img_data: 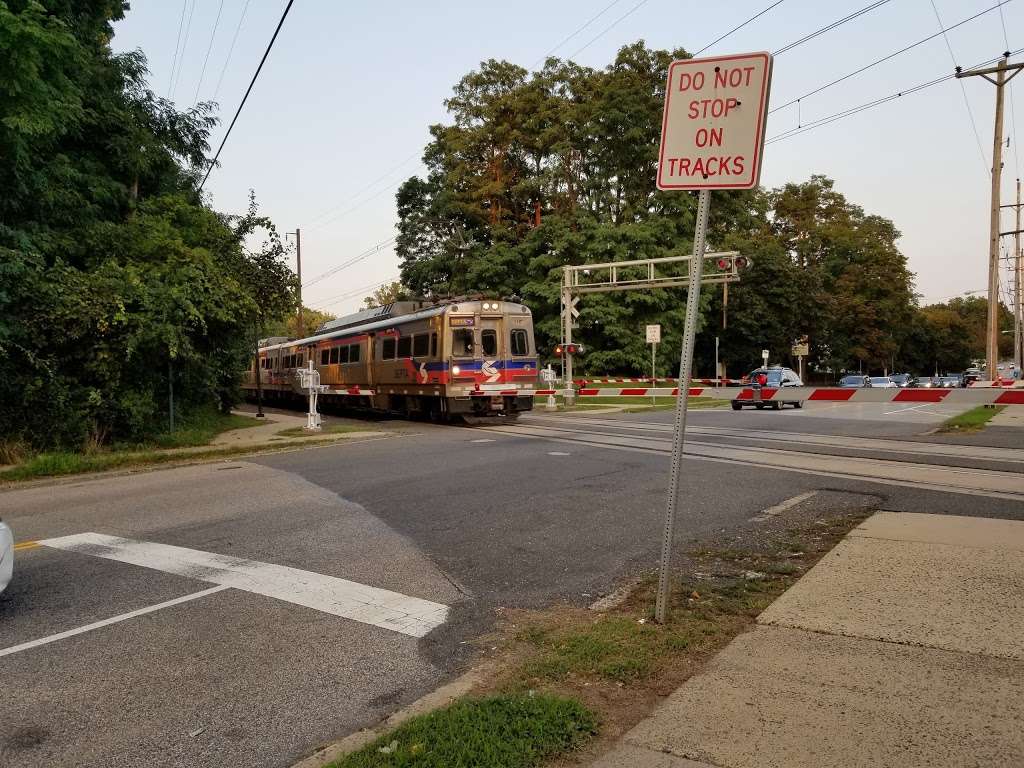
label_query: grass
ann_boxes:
[327,694,596,768]
[938,405,1005,433]
[275,423,367,438]
[116,408,262,450]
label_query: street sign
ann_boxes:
[646,324,661,344]
[762,349,770,364]
[791,343,809,357]
[657,52,773,190]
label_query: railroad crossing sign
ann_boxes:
[646,324,661,344]
[657,52,773,190]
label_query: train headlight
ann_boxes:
[452,365,461,375]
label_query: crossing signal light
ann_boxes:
[554,344,563,356]
[717,257,732,270]
[716,255,751,270]
[554,343,584,356]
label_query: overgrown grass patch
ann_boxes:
[275,423,367,438]
[327,694,596,768]
[938,405,1005,433]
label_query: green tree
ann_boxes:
[363,281,409,308]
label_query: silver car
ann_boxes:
[0,519,12,595]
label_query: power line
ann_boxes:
[930,0,989,176]
[773,0,893,57]
[192,0,226,108]
[167,1,188,96]
[307,151,420,227]
[212,0,252,103]
[569,0,651,60]
[199,0,296,192]
[533,0,623,67]
[312,275,401,311]
[998,0,1021,179]
[766,49,1024,145]
[302,237,397,289]
[170,0,197,100]
[693,0,786,57]
[770,2,1010,115]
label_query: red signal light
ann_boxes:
[554,345,563,356]
[717,257,732,270]
[734,256,749,269]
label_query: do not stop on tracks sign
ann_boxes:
[657,52,772,190]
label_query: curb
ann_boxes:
[290,663,494,768]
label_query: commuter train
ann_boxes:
[242,297,538,419]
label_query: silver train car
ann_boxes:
[243,298,539,419]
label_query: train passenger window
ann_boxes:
[511,329,529,356]
[481,329,498,356]
[430,333,438,357]
[413,334,429,357]
[349,344,361,363]
[382,338,396,360]
[321,350,329,365]
[452,329,474,357]
[397,336,412,358]
[338,345,350,364]
[327,347,336,364]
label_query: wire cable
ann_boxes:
[693,0,786,57]
[766,48,1024,145]
[568,0,651,59]
[770,2,1010,115]
[533,0,623,67]
[167,1,188,96]
[303,237,397,289]
[312,275,401,311]
[200,0,296,192]
[170,0,197,100]
[307,151,420,227]
[773,0,893,56]
[930,0,989,176]
[998,1,1021,179]
[212,0,252,103]
[192,0,226,108]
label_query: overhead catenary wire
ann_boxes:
[192,0,226,108]
[568,0,651,59]
[770,2,1012,115]
[170,0,197,100]
[311,275,401,311]
[773,0,893,56]
[167,1,188,96]
[212,0,252,103]
[302,237,397,289]
[199,0,296,192]
[766,48,1024,145]
[930,0,989,176]
[532,0,624,67]
[307,151,421,228]
[693,0,786,57]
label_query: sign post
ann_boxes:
[654,52,772,624]
[646,324,661,406]
[762,348,770,367]
[791,337,809,381]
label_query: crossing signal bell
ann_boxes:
[554,343,584,357]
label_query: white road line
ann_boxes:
[39,533,449,638]
[0,585,229,658]
[470,438,496,443]
[882,403,933,416]
[750,491,818,522]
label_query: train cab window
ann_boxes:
[481,329,498,356]
[511,328,529,356]
[349,344,361,363]
[338,345,350,364]
[397,336,412,358]
[413,334,429,357]
[430,333,438,358]
[452,329,474,357]
[382,337,396,360]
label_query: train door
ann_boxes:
[478,315,505,384]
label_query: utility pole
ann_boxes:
[287,228,303,337]
[957,54,1023,381]
[1003,180,1024,374]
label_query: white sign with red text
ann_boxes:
[657,52,772,190]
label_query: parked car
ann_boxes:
[941,375,961,388]
[919,376,944,388]
[869,376,898,388]
[890,373,917,388]
[735,366,804,410]
[0,519,12,596]
[839,375,870,388]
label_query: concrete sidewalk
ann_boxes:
[595,512,1024,768]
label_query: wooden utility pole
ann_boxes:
[1017,179,1022,375]
[957,55,1023,380]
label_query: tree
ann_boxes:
[363,281,409,308]
[0,3,294,447]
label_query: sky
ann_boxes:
[112,0,1024,318]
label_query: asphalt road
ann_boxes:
[1,401,1021,767]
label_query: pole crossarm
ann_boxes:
[564,251,742,295]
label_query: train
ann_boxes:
[242,297,539,420]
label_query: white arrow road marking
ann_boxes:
[38,533,449,638]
